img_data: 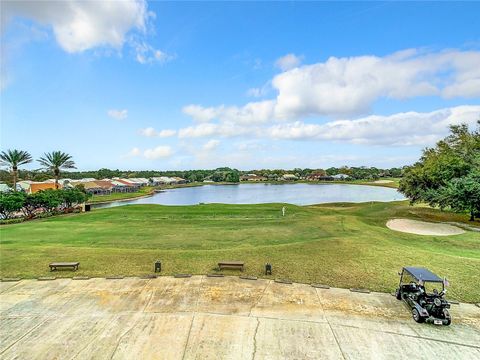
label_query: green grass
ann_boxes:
[1,201,479,302]
[88,186,155,203]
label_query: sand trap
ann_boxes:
[373,180,394,184]
[386,218,465,236]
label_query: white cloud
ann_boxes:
[182,105,218,123]
[178,123,254,138]
[275,53,302,71]
[182,100,276,125]
[202,139,220,151]
[176,105,480,146]
[2,0,150,53]
[246,82,270,98]
[143,145,173,159]
[127,147,141,157]
[272,49,480,118]
[265,105,480,145]
[183,49,480,123]
[139,127,176,138]
[132,40,174,64]
[108,109,128,120]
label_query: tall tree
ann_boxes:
[37,151,76,189]
[0,149,33,191]
[399,121,480,220]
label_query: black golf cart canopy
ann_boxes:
[403,267,443,283]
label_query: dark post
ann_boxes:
[265,263,272,275]
[154,260,161,273]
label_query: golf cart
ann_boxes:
[395,267,451,325]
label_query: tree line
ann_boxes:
[0,187,89,222]
[0,165,404,185]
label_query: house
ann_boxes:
[307,172,333,181]
[115,179,141,190]
[28,182,62,194]
[281,174,298,181]
[124,178,149,186]
[240,174,267,182]
[151,176,177,185]
[78,181,109,195]
[16,180,34,192]
[108,179,133,192]
[172,177,186,184]
[131,178,150,186]
[332,174,350,180]
[0,183,12,192]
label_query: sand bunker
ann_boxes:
[373,180,394,184]
[386,218,465,236]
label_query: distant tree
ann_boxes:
[61,188,89,209]
[0,149,33,191]
[0,192,25,219]
[225,171,240,183]
[37,151,76,189]
[21,193,43,219]
[399,122,480,220]
[212,172,224,182]
[35,189,63,213]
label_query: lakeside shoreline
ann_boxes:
[88,179,400,205]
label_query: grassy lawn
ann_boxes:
[1,201,479,302]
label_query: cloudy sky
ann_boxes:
[1,1,479,170]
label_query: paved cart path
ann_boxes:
[0,276,479,359]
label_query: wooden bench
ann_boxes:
[49,262,80,271]
[218,261,244,271]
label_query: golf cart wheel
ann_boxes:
[444,309,451,326]
[412,308,425,323]
[395,289,401,300]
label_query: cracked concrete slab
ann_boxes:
[0,276,478,359]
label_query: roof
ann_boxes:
[93,180,114,189]
[0,183,12,192]
[332,174,350,178]
[109,180,129,186]
[78,181,102,190]
[403,267,443,282]
[114,179,138,186]
[29,183,61,193]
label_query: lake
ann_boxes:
[92,183,406,208]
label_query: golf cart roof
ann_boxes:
[403,267,443,282]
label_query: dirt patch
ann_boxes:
[386,218,465,236]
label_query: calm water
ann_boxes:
[93,183,406,208]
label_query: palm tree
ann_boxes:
[0,149,33,191]
[38,151,76,189]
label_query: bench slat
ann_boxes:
[218,261,244,266]
[49,262,80,266]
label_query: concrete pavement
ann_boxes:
[0,276,479,359]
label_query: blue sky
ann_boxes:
[1,1,479,171]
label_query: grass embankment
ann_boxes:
[87,186,155,204]
[1,201,478,302]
